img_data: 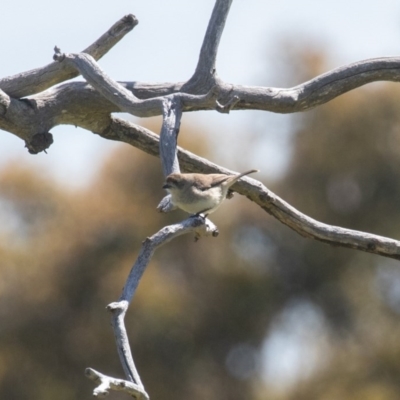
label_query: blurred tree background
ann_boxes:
[2,47,400,400]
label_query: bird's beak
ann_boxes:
[162,183,171,189]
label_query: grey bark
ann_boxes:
[2,0,400,397]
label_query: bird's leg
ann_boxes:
[192,212,208,220]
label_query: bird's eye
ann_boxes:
[167,179,178,187]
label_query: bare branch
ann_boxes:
[53,51,219,117]
[247,185,400,260]
[107,301,143,388]
[4,56,399,144]
[156,194,178,213]
[186,0,233,89]
[3,76,399,257]
[89,217,218,397]
[85,368,149,399]
[216,94,239,113]
[3,5,400,400]
[0,14,138,98]
[84,14,138,60]
[101,117,400,261]
[159,97,182,176]
[226,57,400,113]
[120,217,218,304]
[5,4,400,400]
[0,89,10,115]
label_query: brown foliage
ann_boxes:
[3,56,400,400]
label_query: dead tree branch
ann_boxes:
[99,116,400,261]
[98,218,218,398]
[85,368,149,399]
[159,97,182,176]
[2,1,400,396]
[3,56,400,152]
[184,0,233,91]
[0,14,138,98]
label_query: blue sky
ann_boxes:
[1,1,400,185]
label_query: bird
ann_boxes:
[162,169,259,216]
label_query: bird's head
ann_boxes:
[162,173,187,191]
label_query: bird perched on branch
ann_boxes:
[162,169,259,216]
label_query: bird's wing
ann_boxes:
[193,174,229,191]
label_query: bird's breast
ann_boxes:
[170,186,225,214]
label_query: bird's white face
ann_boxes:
[162,176,185,202]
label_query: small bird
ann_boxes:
[162,169,259,216]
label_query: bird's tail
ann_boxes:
[226,169,259,187]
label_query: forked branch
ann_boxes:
[86,368,149,399]
[2,1,400,397]
[89,79,219,397]
[96,218,218,398]
[101,116,400,261]
[185,0,233,90]
[53,49,218,118]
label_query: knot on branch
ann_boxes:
[258,191,274,203]
[107,300,129,314]
[25,132,54,154]
[216,94,240,114]
[85,368,149,400]
[191,215,219,240]
[0,90,10,115]
[121,14,139,29]
[226,189,234,199]
[53,46,65,62]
